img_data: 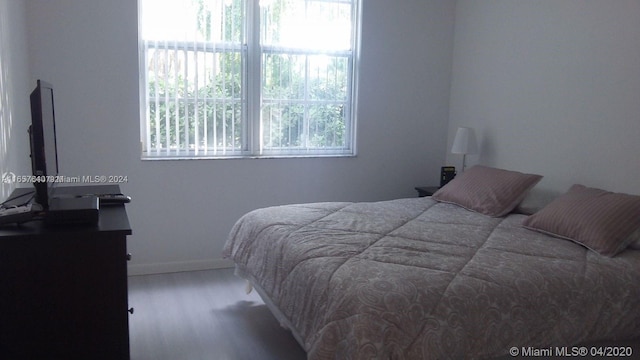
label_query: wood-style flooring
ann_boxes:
[128,268,306,360]
[127,268,639,360]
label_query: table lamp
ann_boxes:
[451,127,478,172]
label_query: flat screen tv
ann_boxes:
[29,79,59,209]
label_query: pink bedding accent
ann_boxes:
[523,184,640,256]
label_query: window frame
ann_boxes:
[138,0,361,160]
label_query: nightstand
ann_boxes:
[415,186,440,197]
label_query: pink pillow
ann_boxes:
[432,165,543,217]
[522,184,640,257]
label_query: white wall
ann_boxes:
[26,0,456,274]
[0,0,31,201]
[448,0,640,199]
[20,0,640,274]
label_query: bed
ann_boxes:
[222,166,640,359]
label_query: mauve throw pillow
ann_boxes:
[432,165,543,217]
[522,184,640,257]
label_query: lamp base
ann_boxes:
[461,154,467,173]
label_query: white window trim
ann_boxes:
[138,0,362,160]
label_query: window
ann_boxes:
[138,0,360,159]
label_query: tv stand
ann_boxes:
[0,185,132,359]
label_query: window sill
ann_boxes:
[141,153,357,161]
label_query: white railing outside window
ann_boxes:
[138,0,360,159]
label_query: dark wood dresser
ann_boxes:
[0,185,132,359]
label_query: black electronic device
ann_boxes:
[440,166,456,187]
[29,79,59,210]
[45,196,100,225]
[98,193,132,205]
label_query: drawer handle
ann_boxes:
[128,307,135,314]
[126,253,132,261]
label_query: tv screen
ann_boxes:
[29,79,59,209]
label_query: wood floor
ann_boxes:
[128,268,639,360]
[127,268,307,360]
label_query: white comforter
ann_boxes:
[223,198,640,359]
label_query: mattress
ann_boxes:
[223,197,640,359]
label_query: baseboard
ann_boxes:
[127,258,234,276]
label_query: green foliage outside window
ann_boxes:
[142,0,354,154]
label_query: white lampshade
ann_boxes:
[451,127,478,155]
[451,127,478,172]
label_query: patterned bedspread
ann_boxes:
[223,197,640,359]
